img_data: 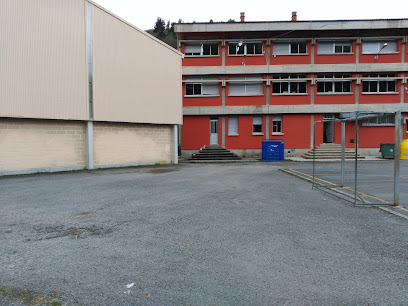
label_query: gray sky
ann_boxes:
[93,0,407,31]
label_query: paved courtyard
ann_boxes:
[1,162,407,305]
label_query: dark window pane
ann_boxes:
[335,45,342,53]
[325,82,333,92]
[237,45,244,54]
[228,44,236,55]
[299,43,307,53]
[369,81,377,92]
[203,44,210,55]
[253,124,262,133]
[362,81,369,92]
[299,82,307,93]
[290,82,298,93]
[281,82,288,93]
[388,81,396,92]
[379,81,387,92]
[343,81,351,92]
[194,84,201,95]
[210,44,218,55]
[186,84,193,95]
[335,81,342,92]
[255,43,263,54]
[317,82,324,92]
[290,43,298,54]
[343,45,351,53]
[272,83,280,93]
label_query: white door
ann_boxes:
[210,119,218,145]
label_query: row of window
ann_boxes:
[227,114,394,136]
[185,74,398,96]
[228,115,283,135]
[184,40,398,56]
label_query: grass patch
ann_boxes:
[0,286,63,305]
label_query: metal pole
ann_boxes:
[341,121,346,187]
[354,115,359,207]
[394,111,401,206]
[172,125,178,165]
[312,121,316,188]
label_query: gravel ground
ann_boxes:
[0,162,407,305]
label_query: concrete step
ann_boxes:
[189,146,241,161]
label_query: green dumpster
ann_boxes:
[380,143,395,159]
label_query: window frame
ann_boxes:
[272,115,283,135]
[228,115,239,136]
[228,75,264,97]
[362,114,395,126]
[228,41,264,56]
[272,75,307,95]
[272,41,308,55]
[252,115,263,135]
[361,40,398,54]
[184,77,220,97]
[361,74,397,94]
[316,74,352,94]
[184,42,219,57]
[317,40,353,54]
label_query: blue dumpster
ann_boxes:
[262,139,284,161]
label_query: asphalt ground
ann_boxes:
[283,159,408,217]
[1,162,407,305]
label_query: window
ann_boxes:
[317,41,352,54]
[362,40,397,54]
[362,114,395,126]
[362,74,396,93]
[253,116,263,134]
[228,116,238,135]
[273,41,307,55]
[228,42,263,55]
[272,75,307,94]
[317,74,351,93]
[272,115,283,134]
[185,77,219,96]
[228,75,263,96]
[184,42,219,56]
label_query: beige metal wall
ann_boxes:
[91,5,182,125]
[0,0,88,120]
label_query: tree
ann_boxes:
[153,17,166,37]
[227,19,235,23]
[209,19,214,23]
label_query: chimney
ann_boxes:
[291,11,297,21]
[240,12,245,22]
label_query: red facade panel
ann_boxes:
[182,116,210,149]
[269,114,311,148]
[225,115,266,149]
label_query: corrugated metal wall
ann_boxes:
[92,5,182,125]
[0,0,88,120]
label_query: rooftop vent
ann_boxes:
[240,12,245,22]
[292,11,297,21]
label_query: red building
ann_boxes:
[174,14,408,157]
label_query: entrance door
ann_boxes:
[323,114,334,143]
[210,118,219,145]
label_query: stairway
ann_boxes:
[189,145,241,161]
[301,143,365,159]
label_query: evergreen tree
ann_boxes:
[153,17,166,37]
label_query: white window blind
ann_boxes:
[253,116,263,125]
[272,42,289,55]
[228,116,238,135]
[317,41,333,54]
[184,44,202,54]
[228,76,263,96]
[202,83,219,95]
[362,40,397,54]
